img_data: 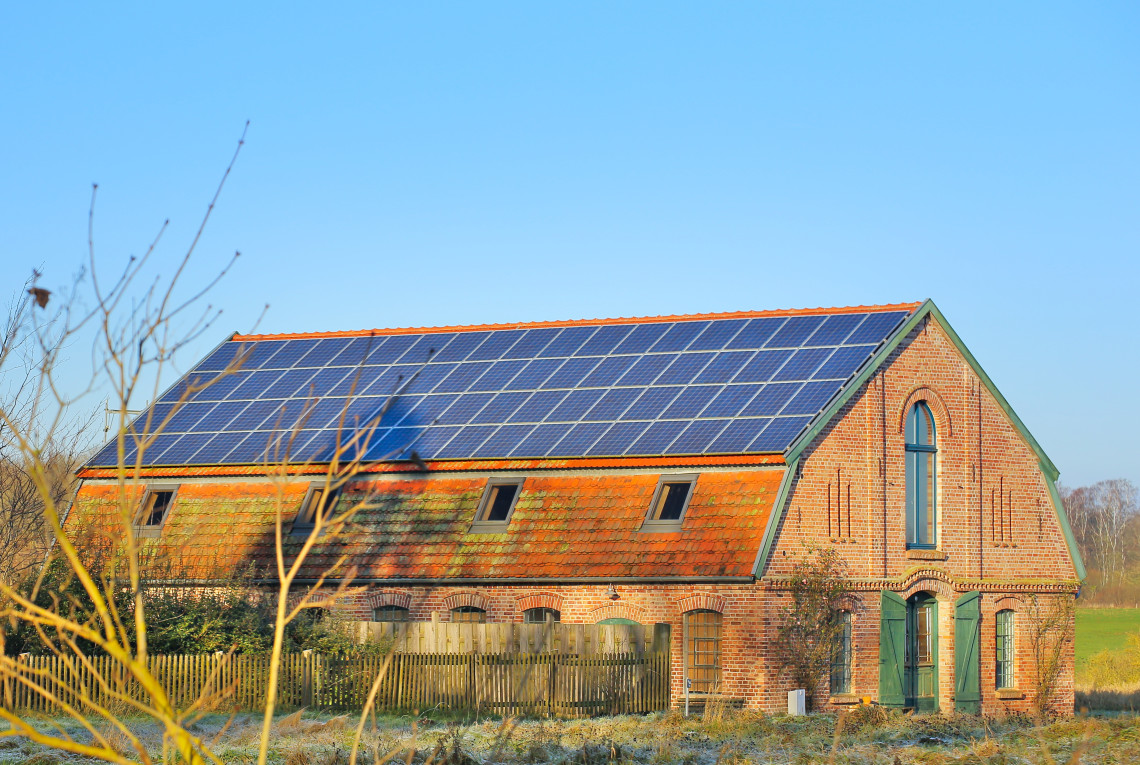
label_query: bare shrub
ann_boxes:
[1026,593,1076,717]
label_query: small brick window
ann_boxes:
[830,611,853,695]
[684,609,721,693]
[996,609,1015,689]
[373,605,410,622]
[523,607,561,624]
[451,606,486,623]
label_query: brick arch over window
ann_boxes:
[515,592,563,615]
[366,590,412,610]
[677,593,727,614]
[589,603,647,624]
[836,593,864,615]
[899,573,956,601]
[443,592,489,612]
[897,386,953,438]
[994,595,1024,613]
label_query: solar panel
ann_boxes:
[91,306,914,466]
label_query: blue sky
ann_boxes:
[1,3,1136,487]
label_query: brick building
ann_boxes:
[73,300,1083,714]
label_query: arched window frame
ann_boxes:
[905,401,938,549]
[995,609,1015,690]
[451,606,487,623]
[523,607,561,624]
[373,605,410,623]
[830,610,853,695]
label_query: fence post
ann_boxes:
[301,650,314,708]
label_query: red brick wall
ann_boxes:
[764,314,1078,714]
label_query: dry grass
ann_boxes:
[2,708,1140,764]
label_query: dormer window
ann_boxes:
[905,402,937,548]
[641,474,697,532]
[135,485,177,537]
[292,483,339,535]
[469,478,523,533]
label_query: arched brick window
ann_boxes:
[830,610,853,694]
[523,607,561,624]
[451,606,486,623]
[906,401,938,548]
[996,609,1015,690]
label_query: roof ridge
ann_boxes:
[232,301,923,342]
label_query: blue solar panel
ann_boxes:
[725,317,785,349]
[655,353,715,386]
[749,416,812,452]
[706,418,771,453]
[508,390,568,423]
[546,389,605,421]
[91,307,914,466]
[804,314,866,346]
[405,425,462,460]
[511,423,571,457]
[468,330,527,361]
[434,362,494,393]
[432,332,489,362]
[436,425,497,459]
[650,322,709,353]
[813,345,874,380]
[504,358,563,390]
[739,383,802,416]
[472,424,535,458]
[627,421,686,454]
[501,328,560,359]
[579,356,637,387]
[363,426,424,461]
[471,391,529,424]
[586,421,649,456]
[538,326,597,358]
[436,393,494,425]
[551,422,610,455]
[765,315,826,348]
[782,381,840,415]
[688,319,748,350]
[467,360,527,392]
[732,350,793,383]
[666,420,728,454]
[620,387,680,420]
[541,357,601,389]
[581,388,641,421]
[772,348,833,381]
[574,324,634,356]
[662,386,720,419]
[616,354,674,386]
[396,334,454,365]
[692,351,754,384]
[701,384,761,418]
[846,311,907,344]
[612,323,669,354]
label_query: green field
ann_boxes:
[1076,606,1140,671]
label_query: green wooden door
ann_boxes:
[907,594,938,712]
[954,591,982,714]
[879,591,906,707]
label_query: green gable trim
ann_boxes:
[750,457,799,577]
[1045,468,1086,581]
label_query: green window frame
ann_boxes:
[905,402,937,549]
[830,610,853,694]
[996,609,1015,689]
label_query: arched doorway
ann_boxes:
[906,593,938,711]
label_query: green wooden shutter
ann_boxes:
[954,591,982,714]
[879,591,906,707]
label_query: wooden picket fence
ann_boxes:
[3,623,671,717]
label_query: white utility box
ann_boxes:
[788,688,806,715]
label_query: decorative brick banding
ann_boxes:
[515,592,563,615]
[442,592,489,612]
[677,593,727,614]
[365,590,412,609]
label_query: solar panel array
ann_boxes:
[88,310,911,467]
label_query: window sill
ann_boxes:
[468,521,511,534]
[996,688,1024,700]
[829,694,860,705]
[640,520,684,533]
[906,549,948,561]
[134,527,162,539]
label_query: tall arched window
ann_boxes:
[905,401,937,548]
[830,610,853,695]
[996,610,1015,689]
